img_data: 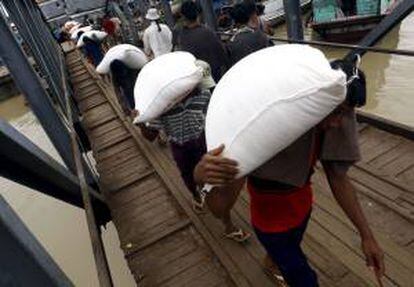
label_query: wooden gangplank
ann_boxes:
[152,126,414,287]
[65,49,273,287]
[65,49,414,286]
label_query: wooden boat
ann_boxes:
[262,0,312,27]
[216,0,312,30]
[309,0,400,42]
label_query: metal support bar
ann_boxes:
[0,119,110,225]
[0,13,96,184]
[283,0,304,40]
[160,0,175,28]
[346,0,414,60]
[217,31,414,57]
[199,0,217,31]
[0,195,73,287]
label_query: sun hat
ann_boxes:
[145,8,160,21]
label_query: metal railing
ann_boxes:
[0,0,99,182]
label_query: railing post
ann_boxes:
[0,196,73,287]
[283,0,304,40]
[0,15,76,175]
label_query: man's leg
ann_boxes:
[254,214,318,287]
[170,142,199,199]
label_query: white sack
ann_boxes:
[70,25,92,40]
[205,44,347,178]
[64,21,81,31]
[96,44,148,74]
[76,30,107,47]
[133,51,203,123]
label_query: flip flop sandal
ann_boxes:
[224,228,251,243]
[192,198,206,214]
[263,267,287,286]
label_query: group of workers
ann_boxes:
[72,0,385,286]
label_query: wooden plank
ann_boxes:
[348,167,403,201]
[306,220,395,287]
[82,104,118,130]
[117,112,253,287]
[94,133,132,154]
[111,180,166,212]
[69,68,88,78]
[130,239,226,286]
[380,151,414,179]
[311,206,414,287]
[336,273,375,287]
[105,175,163,208]
[77,93,108,111]
[359,130,401,163]
[124,219,191,257]
[163,261,233,287]
[91,126,131,152]
[94,138,136,162]
[396,165,414,187]
[71,72,92,84]
[113,193,177,224]
[315,189,414,269]
[117,212,184,246]
[100,163,154,193]
[88,119,124,139]
[97,150,141,174]
[77,79,98,90]
[74,87,102,103]
[75,84,101,99]
[302,236,349,280]
[355,162,414,194]
[368,141,413,170]
[313,172,414,252]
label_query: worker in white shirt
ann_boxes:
[143,8,173,58]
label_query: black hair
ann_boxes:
[256,3,265,16]
[155,20,162,32]
[110,60,129,86]
[330,58,366,107]
[230,0,257,25]
[180,1,201,22]
[110,59,139,109]
[77,30,85,39]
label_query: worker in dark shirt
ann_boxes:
[110,60,139,114]
[227,0,273,66]
[194,59,384,286]
[173,1,229,82]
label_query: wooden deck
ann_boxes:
[65,49,414,287]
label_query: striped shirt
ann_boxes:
[150,89,211,145]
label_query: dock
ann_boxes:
[65,48,414,286]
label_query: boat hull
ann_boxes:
[310,14,386,42]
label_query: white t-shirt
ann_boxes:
[143,22,173,58]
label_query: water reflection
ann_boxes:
[0,108,135,286]
[274,12,414,127]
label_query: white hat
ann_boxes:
[145,8,160,21]
[195,60,216,90]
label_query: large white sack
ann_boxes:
[205,44,347,178]
[64,21,81,31]
[76,30,107,47]
[70,25,92,40]
[133,51,203,123]
[96,44,148,74]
